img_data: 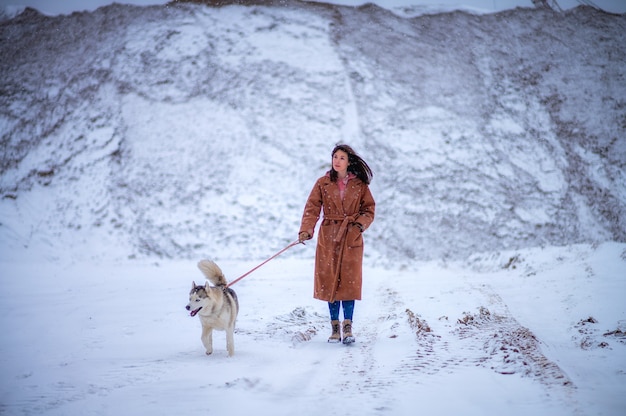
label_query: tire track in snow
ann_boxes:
[288,285,429,413]
[352,280,578,412]
[456,286,577,390]
[269,277,580,413]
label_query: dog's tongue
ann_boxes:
[190,308,201,317]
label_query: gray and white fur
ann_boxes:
[186,260,239,356]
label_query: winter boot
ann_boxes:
[342,319,355,344]
[328,320,341,343]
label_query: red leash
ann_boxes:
[225,240,304,288]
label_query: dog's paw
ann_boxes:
[205,351,213,356]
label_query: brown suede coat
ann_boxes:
[299,174,375,302]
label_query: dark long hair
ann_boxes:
[330,144,373,185]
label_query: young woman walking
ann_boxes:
[298,144,375,344]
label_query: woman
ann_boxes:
[298,144,375,344]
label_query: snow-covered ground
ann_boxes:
[1,243,625,415]
[1,1,625,415]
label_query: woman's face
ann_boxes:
[332,150,349,175]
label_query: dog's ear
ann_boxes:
[191,281,197,291]
[205,281,211,290]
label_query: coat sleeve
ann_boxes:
[299,178,323,236]
[356,184,375,231]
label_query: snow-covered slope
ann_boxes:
[1,2,625,263]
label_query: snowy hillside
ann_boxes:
[1,1,625,263]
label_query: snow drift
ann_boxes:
[0,1,625,263]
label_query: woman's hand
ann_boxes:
[299,231,312,242]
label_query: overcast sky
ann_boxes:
[1,0,625,15]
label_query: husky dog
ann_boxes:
[186,260,239,356]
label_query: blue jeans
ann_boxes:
[328,300,355,321]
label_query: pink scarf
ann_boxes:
[337,173,356,200]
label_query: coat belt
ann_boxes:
[323,213,358,242]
